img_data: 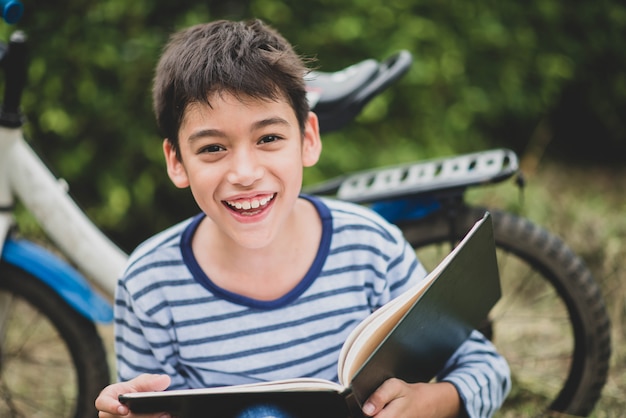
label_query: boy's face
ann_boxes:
[163,92,321,249]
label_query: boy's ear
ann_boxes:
[302,112,322,167]
[163,139,190,188]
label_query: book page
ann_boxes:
[120,378,346,400]
[337,273,433,384]
[338,215,487,385]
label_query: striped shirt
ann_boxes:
[115,196,510,418]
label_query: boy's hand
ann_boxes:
[95,373,171,418]
[362,378,461,418]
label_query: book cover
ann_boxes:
[120,212,500,418]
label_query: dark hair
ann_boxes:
[153,19,312,155]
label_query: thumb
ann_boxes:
[129,373,172,392]
[96,374,172,416]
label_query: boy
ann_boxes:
[96,19,510,418]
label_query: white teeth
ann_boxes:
[226,195,274,210]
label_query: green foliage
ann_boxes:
[3,0,626,250]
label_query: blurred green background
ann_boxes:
[2,0,625,252]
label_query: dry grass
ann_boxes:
[467,159,626,417]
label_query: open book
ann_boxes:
[119,212,501,418]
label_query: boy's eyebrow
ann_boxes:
[251,116,292,131]
[186,128,225,142]
[186,117,292,142]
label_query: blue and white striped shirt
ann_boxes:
[115,196,510,418]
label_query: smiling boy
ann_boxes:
[164,94,322,301]
[95,19,510,418]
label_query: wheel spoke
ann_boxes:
[0,263,110,418]
[0,291,78,417]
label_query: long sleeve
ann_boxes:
[437,330,511,418]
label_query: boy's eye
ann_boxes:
[199,144,225,154]
[259,135,281,144]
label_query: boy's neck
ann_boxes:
[191,197,322,301]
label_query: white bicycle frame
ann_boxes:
[0,125,127,303]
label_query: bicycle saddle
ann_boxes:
[306,50,413,133]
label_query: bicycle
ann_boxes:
[0,11,126,418]
[0,6,611,418]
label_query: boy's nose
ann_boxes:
[226,148,264,187]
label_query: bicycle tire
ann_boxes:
[397,207,611,417]
[0,262,110,418]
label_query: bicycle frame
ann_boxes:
[0,114,517,321]
[0,132,517,328]
[0,126,127,321]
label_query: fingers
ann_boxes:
[362,378,404,417]
[96,384,131,417]
[95,374,171,417]
[362,379,462,418]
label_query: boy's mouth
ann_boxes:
[223,193,276,215]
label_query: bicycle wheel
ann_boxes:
[398,207,611,417]
[0,262,111,418]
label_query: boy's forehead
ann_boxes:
[180,92,297,127]
[208,89,289,106]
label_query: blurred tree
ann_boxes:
[1,0,624,251]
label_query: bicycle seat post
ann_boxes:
[438,192,465,248]
[0,31,27,242]
[0,30,27,128]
